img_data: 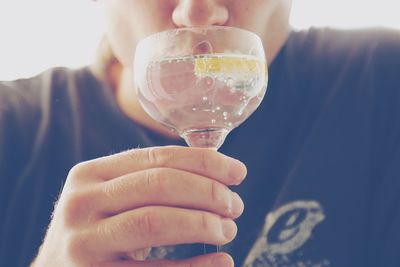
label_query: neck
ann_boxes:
[114,67,181,139]
[264,0,293,65]
[91,38,180,139]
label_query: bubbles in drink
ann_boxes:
[136,54,268,147]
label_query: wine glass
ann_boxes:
[134,26,268,150]
[134,26,268,252]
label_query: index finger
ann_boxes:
[78,146,247,185]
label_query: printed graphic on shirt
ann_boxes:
[243,200,329,267]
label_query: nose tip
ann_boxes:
[172,0,229,27]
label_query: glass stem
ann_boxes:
[203,244,223,254]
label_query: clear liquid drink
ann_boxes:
[136,54,268,148]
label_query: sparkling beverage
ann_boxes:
[136,54,268,148]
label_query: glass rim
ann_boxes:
[137,26,263,46]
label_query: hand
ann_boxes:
[31,146,246,267]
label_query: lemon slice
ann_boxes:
[194,55,266,77]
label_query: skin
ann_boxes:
[32,1,292,266]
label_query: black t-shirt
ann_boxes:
[1,28,400,267]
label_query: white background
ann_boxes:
[1,0,400,80]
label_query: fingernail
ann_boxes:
[229,159,247,185]
[221,219,237,240]
[211,254,234,267]
[231,192,244,217]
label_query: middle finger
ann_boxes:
[97,167,244,219]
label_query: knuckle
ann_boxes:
[136,209,161,238]
[199,212,214,234]
[209,181,220,203]
[101,179,119,201]
[199,149,222,174]
[146,146,168,165]
[209,181,230,214]
[146,147,158,165]
[145,168,169,194]
[68,161,93,181]
[147,146,177,166]
[95,219,120,245]
[65,232,88,264]
[199,149,211,172]
[62,190,93,227]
